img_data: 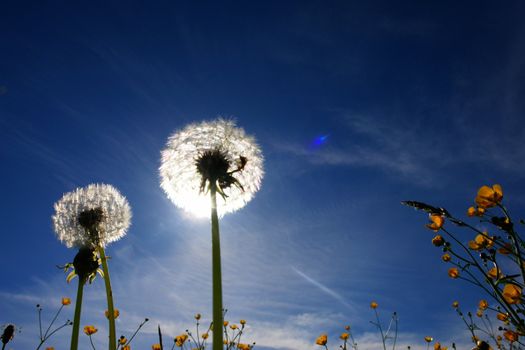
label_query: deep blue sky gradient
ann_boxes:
[1,1,525,349]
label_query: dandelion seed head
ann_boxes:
[52,184,132,248]
[160,118,264,218]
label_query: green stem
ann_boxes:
[70,277,86,350]
[98,247,117,350]
[210,183,223,350]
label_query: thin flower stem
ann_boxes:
[499,204,525,285]
[124,318,148,346]
[158,325,164,350]
[373,308,387,350]
[210,183,224,350]
[89,334,97,350]
[38,306,43,341]
[43,305,64,339]
[36,320,72,350]
[70,277,86,350]
[98,246,117,350]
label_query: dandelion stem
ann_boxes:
[210,182,224,350]
[98,247,117,350]
[70,277,86,350]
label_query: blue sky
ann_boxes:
[1,1,525,349]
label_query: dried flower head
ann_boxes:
[160,118,264,217]
[53,184,132,248]
[1,324,16,345]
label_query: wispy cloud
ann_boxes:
[292,267,352,309]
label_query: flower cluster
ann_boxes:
[404,184,525,348]
[161,312,255,350]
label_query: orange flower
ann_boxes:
[426,214,444,231]
[105,309,120,319]
[468,233,494,251]
[504,330,519,343]
[497,313,509,322]
[223,321,229,327]
[152,344,161,350]
[503,284,522,304]
[370,301,378,309]
[202,333,209,340]
[175,334,188,347]
[61,297,71,306]
[448,268,459,279]
[119,336,127,345]
[344,325,350,331]
[340,332,349,340]
[238,344,252,350]
[122,346,130,350]
[441,254,451,262]
[488,267,503,279]
[434,342,447,350]
[432,235,444,247]
[476,309,483,317]
[45,348,55,350]
[424,336,433,343]
[315,334,328,346]
[467,206,485,217]
[240,319,246,325]
[83,325,98,336]
[452,301,459,308]
[475,184,503,209]
[478,299,488,310]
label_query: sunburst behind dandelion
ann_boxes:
[160,118,264,218]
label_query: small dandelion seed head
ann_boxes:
[52,184,132,248]
[160,118,264,218]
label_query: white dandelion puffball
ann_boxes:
[53,184,132,248]
[160,118,264,218]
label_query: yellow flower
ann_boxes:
[467,206,485,217]
[476,309,483,317]
[340,332,349,340]
[195,313,201,320]
[432,235,444,247]
[424,336,433,343]
[202,333,209,339]
[83,325,98,336]
[46,347,55,350]
[370,301,378,309]
[223,321,229,327]
[478,299,488,310]
[122,346,130,350]
[497,313,509,322]
[426,214,444,231]
[105,309,120,319]
[175,334,188,347]
[240,319,246,325]
[119,336,127,345]
[441,254,451,262]
[452,301,459,308]
[434,342,446,350]
[503,284,522,304]
[504,330,519,343]
[152,344,161,350]
[448,268,459,279]
[315,334,328,346]
[488,267,503,279]
[237,343,251,350]
[61,297,71,306]
[468,233,494,251]
[475,184,503,209]
[230,324,238,330]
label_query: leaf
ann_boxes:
[66,270,77,283]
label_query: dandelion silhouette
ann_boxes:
[160,118,263,350]
[53,184,131,350]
